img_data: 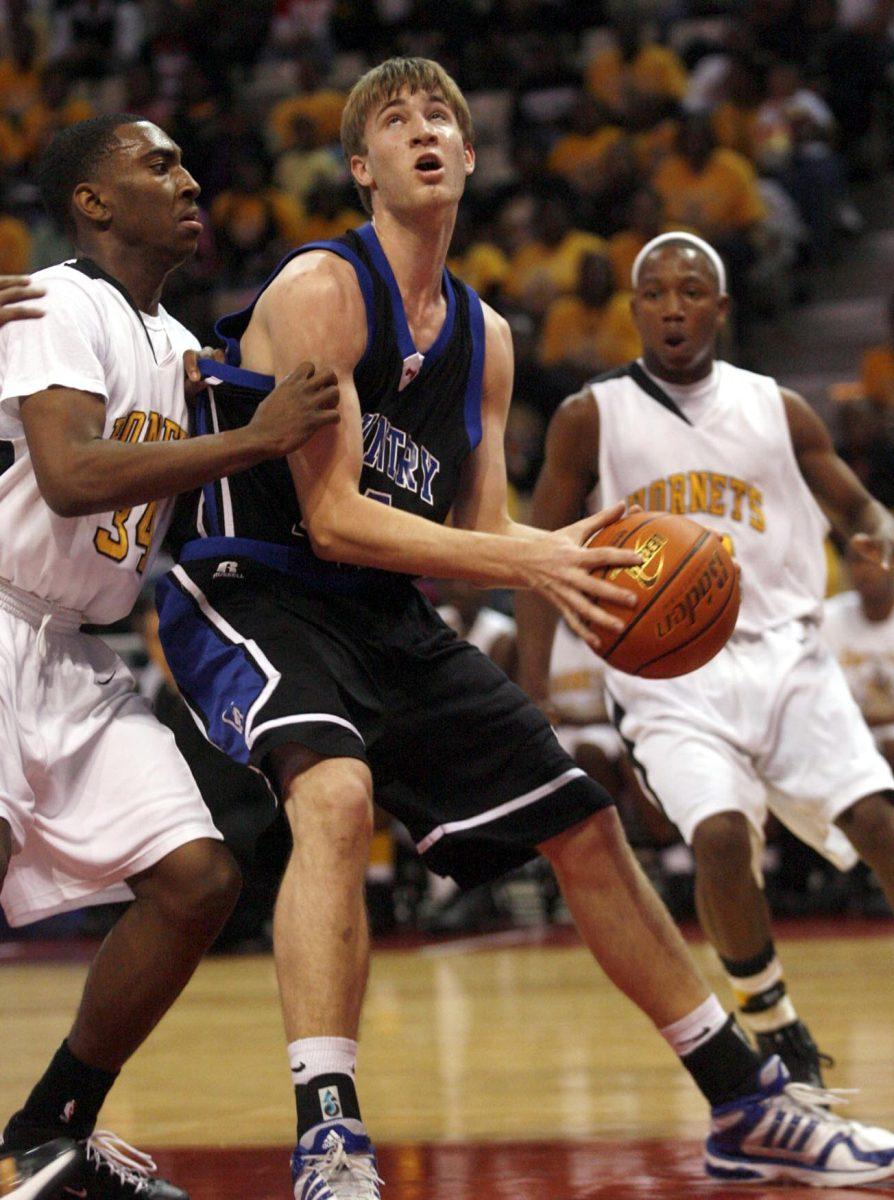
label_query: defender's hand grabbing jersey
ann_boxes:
[158,223,612,887]
[590,360,893,869]
[0,262,221,928]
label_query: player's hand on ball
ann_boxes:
[0,275,45,325]
[527,502,644,652]
[851,531,894,570]
[251,361,340,455]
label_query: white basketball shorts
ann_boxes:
[0,596,221,927]
[607,618,894,871]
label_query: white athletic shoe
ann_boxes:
[706,1056,894,1187]
[291,1121,382,1199]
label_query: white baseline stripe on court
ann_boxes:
[416,766,586,854]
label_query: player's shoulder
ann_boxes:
[717,358,780,395]
[586,361,642,401]
[30,261,106,308]
[266,246,362,308]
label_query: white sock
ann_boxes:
[659,993,728,1058]
[288,1037,357,1086]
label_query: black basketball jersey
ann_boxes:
[174,222,486,589]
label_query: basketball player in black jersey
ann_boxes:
[158,60,894,1195]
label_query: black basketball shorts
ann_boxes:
[156,556,614,888]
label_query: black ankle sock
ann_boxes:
[681,1015,764,1107]
[5,1040,118,1143]
[296,1073,361,1139]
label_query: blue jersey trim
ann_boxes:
[214,238,377,368]
[155,574,260,765]
[463,285,486,451]
[180,536,408,595]
[355,223,455,368]
[198,357,274,391]
[192,398,221,536]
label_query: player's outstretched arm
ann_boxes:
[782,386,894,566]
[259,256,640,630]
[19,363,339,517]
[515,390,605,694]
[0,275,45,325]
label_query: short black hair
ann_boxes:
[37,113,146,241]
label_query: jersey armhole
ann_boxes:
[463,285,485,451]
[215,242,377,370]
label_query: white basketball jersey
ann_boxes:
[0,263,198,624]
[590,360,829,636]
[822,590,894,722]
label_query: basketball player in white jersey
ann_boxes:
[517,230,894,1090]
[0,114,340,1200]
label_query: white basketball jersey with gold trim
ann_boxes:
[0,264,198,624]
[590,360,828,636]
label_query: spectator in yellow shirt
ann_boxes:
[586,16,688,124]
[210,154,306,284]
[274,113,343,207]
[0,24,41,124]
[546,94,625,195]
[298,176,363,244]
[608,186,667,292]
[538,249,641,380]
[861,293,894,410]
[503,191,606,314]
[19,61,93,166]
[447,208,509,304]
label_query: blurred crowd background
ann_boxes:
[2,0,894,948]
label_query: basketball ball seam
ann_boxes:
[601,529,711,659]
[632,565,739,675]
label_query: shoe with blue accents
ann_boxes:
[291,1121,382,1199]
[706,1056,894,1187]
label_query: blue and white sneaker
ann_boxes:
[291,1121,382,1199]
[706,1055,894,1187]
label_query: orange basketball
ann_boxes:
[585,512,740,678]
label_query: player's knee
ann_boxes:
[692,811,752,873]
[285,761,374,857]
[541,807,630,882]
[836,791,894,850]
[133,839,242,931]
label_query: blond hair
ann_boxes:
[341,57,474,215]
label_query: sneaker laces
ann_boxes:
[85,1131,157,1194]
[781,1081,860,1128]
[303,1130,382,1198]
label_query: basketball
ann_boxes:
[585,512,740,678]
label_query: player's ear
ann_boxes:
[350,153,373,190]
[464,142,475,177]
[72,181,111,231]
[716,292,731,325]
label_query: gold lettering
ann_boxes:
[688,471,707,513]
[668,473,686,514]
[627,487,646,510]
[708,472,727,516]
[748,486,765,532]
[648,480,666,510]
[729,477,747,523]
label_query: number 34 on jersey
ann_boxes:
[93,408,187,573]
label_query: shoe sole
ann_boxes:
[0,1146,82,1200]
[706,1152,894,1187]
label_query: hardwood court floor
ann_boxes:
[2,919,893,1198]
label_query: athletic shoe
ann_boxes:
[706,1056,894,1186]
[756,1019,833,1087]
[0,1139,83,1199]
[291,1121,382,1199]
[68,1131,188,1199]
